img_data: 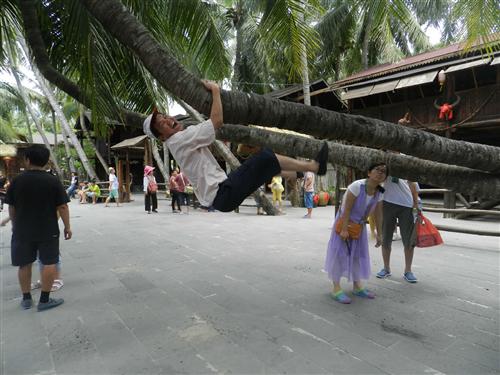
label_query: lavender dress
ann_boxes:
[324,180,381,283]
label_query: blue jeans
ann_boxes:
[66,184,77,198]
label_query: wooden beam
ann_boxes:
[434,224,500,237]
[423,207,500,217]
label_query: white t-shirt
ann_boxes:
[109,173,119,190]
[165,120,227,206]
[383,177,414,208]
[304,172,315,192]
[342,179,384,210]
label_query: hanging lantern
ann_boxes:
[438,70,446,91]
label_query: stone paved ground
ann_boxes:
[1,196,499,375]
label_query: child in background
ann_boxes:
[269,175,284,214]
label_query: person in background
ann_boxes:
[376,176,420,283]
[85,180,101,204]
[77,181,89,203]
[105,167,120,207]
[0,173,10,211]
[303,171,315,218]
[143,166,158,214]
[169,170,182,213]
[269,175,285,214]
[66,172,79,199]
[176,169,191,214]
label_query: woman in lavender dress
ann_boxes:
[325,163,387,304]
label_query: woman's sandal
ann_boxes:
[51,279,64,292]
[331,290,352,304]
[353,288,375,299]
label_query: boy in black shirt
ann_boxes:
[5,145,71,311]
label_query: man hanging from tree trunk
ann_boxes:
[143,81,329,212]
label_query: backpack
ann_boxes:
[147,177,158,193]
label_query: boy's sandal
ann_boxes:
[31,280,42,290]
[353,288,375,299]
[51,279,64,292]
[331,290,352,304]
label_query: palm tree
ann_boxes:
[72,1,500,171]
[18,37,97,179]
[10,0,500,198]
[0,82,30,142]
[78,108,109,173]
[5,42,63,176]
[226,0,322,94]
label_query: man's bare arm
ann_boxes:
[202,80,223,129]
[409,182,419,209]
[57,204,72,240]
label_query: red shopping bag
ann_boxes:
[415,213,443,248]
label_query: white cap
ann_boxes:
[143,113,155,139]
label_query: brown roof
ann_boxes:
[335,35,500,87]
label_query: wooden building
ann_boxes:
[328,37,500,146]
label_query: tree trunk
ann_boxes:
[60,124,76,174]
[51,110,58,149]
[76,0,500,174]
[163,142,170,180]
[151,139,169,183]
[8,59,62,177]
[180,101,277,215]
[300,1,311,106]
[232,2,244,91]
[361,13,373,70]
[23,110,33,143]
[79,109,109,173]
[217,124,500,200]
[19,37,97,180]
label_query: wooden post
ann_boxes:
[117,158,124,202]
[124,151,131,202]
[442,77,456,217]
[443,190,456,218]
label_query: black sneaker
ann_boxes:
[315,142,329,176]
[37,298,64,312]
[21,299,33,310]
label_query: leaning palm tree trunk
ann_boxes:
[151,139,169,183]
[59,124,76,174]
[79,108,109,173]
[217,124,500,200]
[8,60,62,176]
[19,38,97,180]
[180,100,277,215]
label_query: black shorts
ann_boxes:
[212,148,281,212]
[382,201,415,249]
[11,236,60,267]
